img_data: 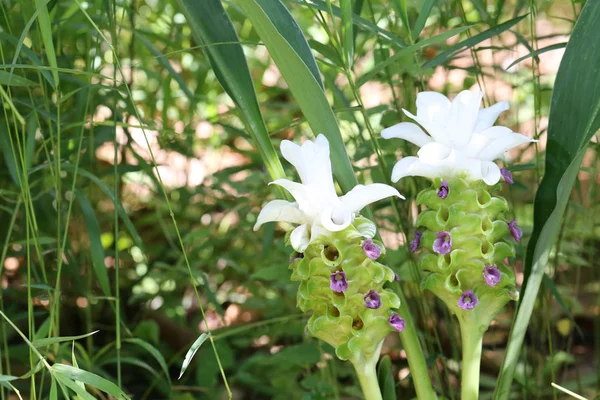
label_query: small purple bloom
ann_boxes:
[437,179,449,199]
[363,290,382,309]
[388,314,406,332]
[362,238,382,260]
[483,265,502,287]
[500,168,514,184]
[393,273,400,282]
[508,219,522,242]
[330,271,348,292]
[409,231,423,253]
[458,290,478,310]
[433,231,452,255]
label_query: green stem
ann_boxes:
[352,359,382,400]
[460,321,484,400]
[394,289,438,399]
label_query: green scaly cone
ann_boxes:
[287,216,401,366]
[415,177,519,330]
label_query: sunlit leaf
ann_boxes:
[178,333,211,380]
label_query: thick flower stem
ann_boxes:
[353,361,383,400]
[460,321,484,400]
[395,290,438,399]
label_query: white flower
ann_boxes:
[381,90,536,185]
[254,134,403,252]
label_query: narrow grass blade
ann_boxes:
[377,355,396,400]
[233,0,358,192]
[340,0,354,68]
[52,373,96,400]
[77,192,111,297]
[412,0,437,39]
[52,364,131,400]
[505,42,567,70]
[32,330,99,348]
[0,71,38,87]
[178,333,211,379]
[34,0,59,86]
[494,2,600,398]
[423,14,528,69]
[550,383,588,400]
[175,0,287,186]
[124,338,171,385]
[357,25,470,87]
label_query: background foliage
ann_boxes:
[0,0,597,399]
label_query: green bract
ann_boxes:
[287,216,400,364]
[416,177,519,330]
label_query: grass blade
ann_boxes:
[423,14,528,69]
[32,330,99,348]
[175,0,287,186]
[412,0,437,39]
[233,0,358,192]
[340,0,354,68]
[0,71,38,87]
[178,333,211,379]
[34,0,59,86]
[494,2,600,398]
[52,364,131,400]
[505,42,567,70]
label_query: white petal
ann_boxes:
[280,136,336,195]
[481,161,501,185]
[253,200,306,231]
[381,122,433,147]
[477,130,536,161]
[320,206,352,232]
[446,90,483,147]
[416,92,451,124]
[474,101,509,133]
[416,142,452,165]
[340,184,404,214]
[390,156,443,182]
[464,133,492,158]
[270,179,311,205]
[290,224,310,252]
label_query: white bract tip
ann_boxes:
[382,90,537,185]
[255,134,403,252]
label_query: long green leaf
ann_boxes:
[34,0,59,85]
[53,373,95,400]
[423,14,528,69]
[77,192,111,298]
[505,42,567,70]
[178,333,211,379]
[0,70,38,87]
[377,355,396,400]
[412,0,437,39]
[340,0,354,68]
[32,330,99,348]
[233,0,358,192]
[494,2,600,398]
[52,364,131,400]
[175,0,286,187]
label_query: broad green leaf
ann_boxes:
[505,42,567,70]
[175,0,287,189]
[253,0,323,88]
[356,25,470,87]
[124,338,171,386]
[0,70,38,87]
[52,364,130,400]
[377,355,396,400]
[340,0,354,68]
[423,14,527,69]
[494,2,600,398]
[233,0,358,192]
[53,372,96,400]
[32,330,99,348]
[77,191,111,298]
[178,333,211,379]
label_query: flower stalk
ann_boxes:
[459,320,484,400]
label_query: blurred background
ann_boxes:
[0,0,597,399]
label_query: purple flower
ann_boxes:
[330,271,348,292]
[393,273,400,282]
[409,231,423,253]
[363,290,382,309]
[362,238,382,260]
[508,219,522,242]
[433,231,452,255]
[388,314,406,332]
[483,265,502,287]
[437,179,449,199]
[458,290,478,310]
[500,168,514,184]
